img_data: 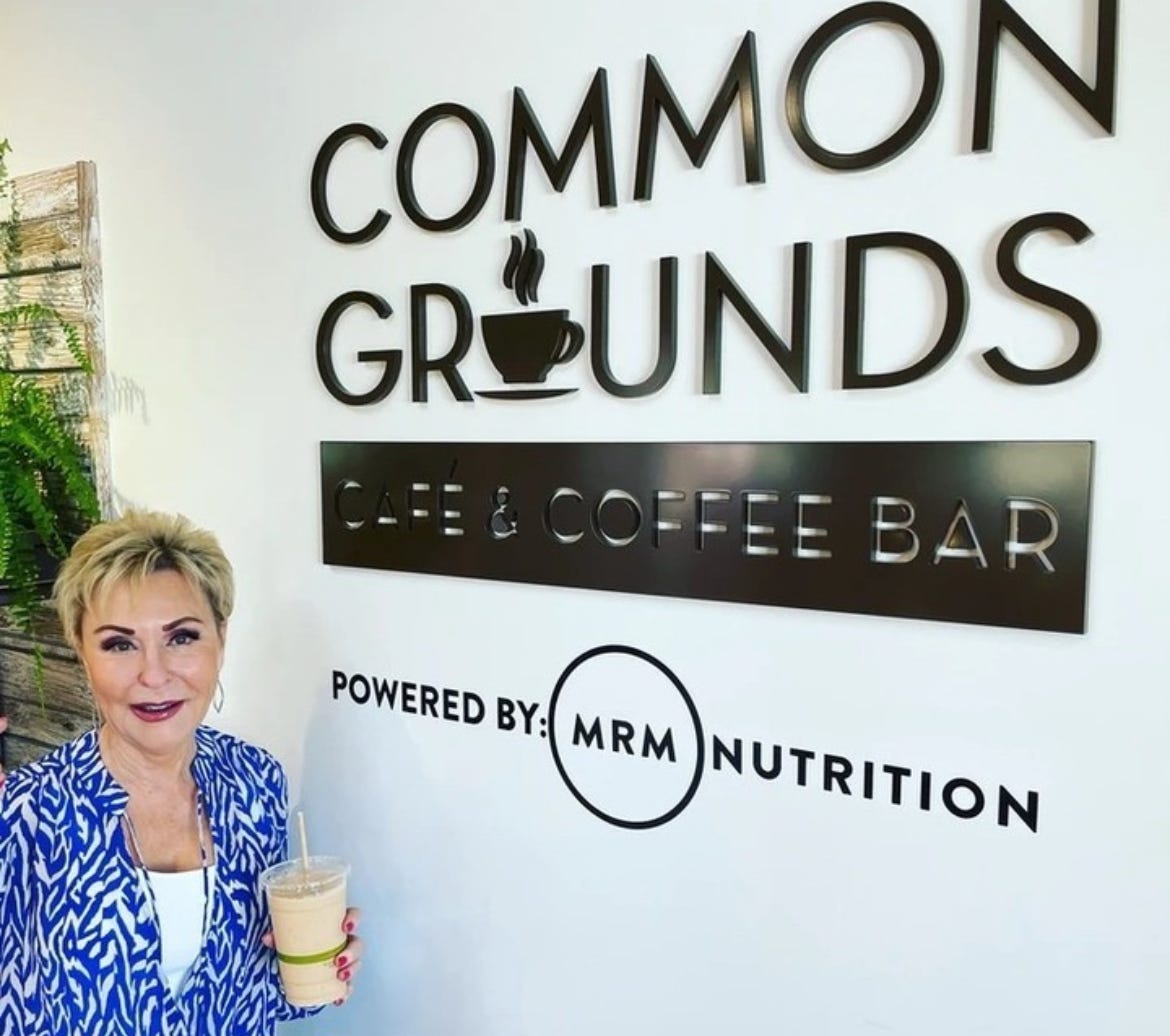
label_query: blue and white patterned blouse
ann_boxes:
[0,726,318,1035]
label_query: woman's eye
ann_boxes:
[169,628,201,647]
[100,638,133,653]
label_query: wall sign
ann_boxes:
[321,439,1093,632]
[309,4,1118,405]
[328,643,1041,833]
[314,6,1110,632]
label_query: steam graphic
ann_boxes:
[477,226,584,399]
[503,228,545,306]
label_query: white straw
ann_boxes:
[296,810,310,872]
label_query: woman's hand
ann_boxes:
[262,906,363,1006]
[332,908,363,1005]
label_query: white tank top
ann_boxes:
[147,865,217,996]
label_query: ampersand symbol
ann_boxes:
[487,486,519,539]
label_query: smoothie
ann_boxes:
[260,856,349,1007]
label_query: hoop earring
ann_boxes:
[214,678,225,714]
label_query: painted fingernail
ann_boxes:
[344,921,355,933]
[340,969,352,982]
[333,999,344,1007]
[337,955,348,968]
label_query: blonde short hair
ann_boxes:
[53,510,235,651]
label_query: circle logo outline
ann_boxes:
[548,644,704,829]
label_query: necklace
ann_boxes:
[121,786,209,869]
[122,787,214,964]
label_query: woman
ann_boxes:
[0,511,362,1035]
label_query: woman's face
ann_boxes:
[79,568,225,764]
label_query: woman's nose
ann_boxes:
[137,644,170,687]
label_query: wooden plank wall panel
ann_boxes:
[1,163,110,503]
[8,213,81,271]
[1,322,81,371]
[2,269,86,324]
[32,370,91,416]
[0,609,90,770]
[0,161,110,772]
[11,166,82,221]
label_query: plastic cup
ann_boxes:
[260,856,350,1007]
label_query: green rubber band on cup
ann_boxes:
[276,940,347,965]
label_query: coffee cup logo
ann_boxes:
[476,229,584,400]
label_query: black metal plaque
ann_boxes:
[320,441,1093,633]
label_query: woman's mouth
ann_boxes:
[130,701,184,723]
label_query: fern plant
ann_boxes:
[0,138,100,689]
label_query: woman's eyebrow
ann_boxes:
[91,616,204,635]
[162,616,203,631]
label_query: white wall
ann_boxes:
[3,1,1167,1033]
